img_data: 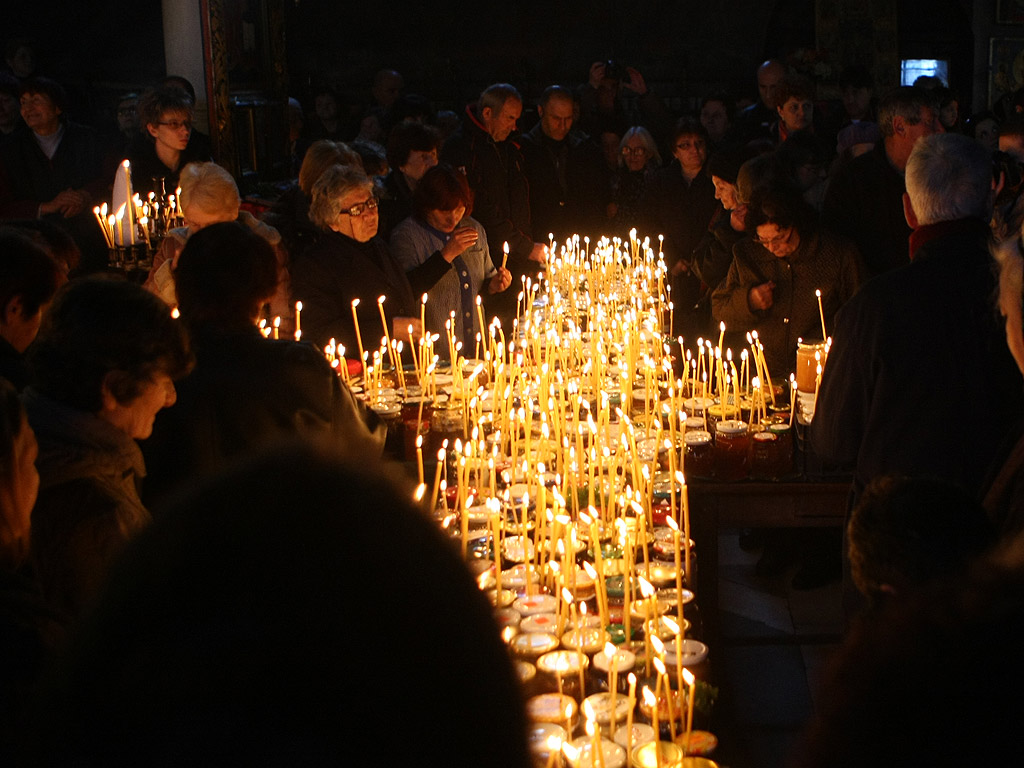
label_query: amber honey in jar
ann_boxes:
[713,420,749,481]
[684,430,714,479]
[748,429,779,480]
[766,422,794,477]
[796,341,827,393]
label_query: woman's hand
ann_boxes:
[748,281,775,311]
[440,227,479,262]
[393,317,423,343]
[488,267,512,294]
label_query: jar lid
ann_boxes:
[513,593,558,615]
[767,423,791,435]
[676,730,718,756]
[511,631,559,658]
[612,722,655,750]
[520,613,560,634]
[493,607,522,630]
[584,693,634,725]
[567,736,627,768]
[683,397,715,411]
[537,649,590,676]
[561,627,610,654]
[631,740,684,768]
[714,419,748,434]
[663,638,709,668]
[752,431,777,443]
[684,417,705,430]
[527,721,566,757]
[515,660,537,684]
[684,430,712,446]
[527,692,578,724]
[592,646,637,674]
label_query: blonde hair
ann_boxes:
[177,162,240,220]
[299,140,362,197]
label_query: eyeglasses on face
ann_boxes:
[158,120,192,131]
[339,197,378,217]
[754,228,793,248]
[622,146,648,156]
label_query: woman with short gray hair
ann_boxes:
[291,164,420,356]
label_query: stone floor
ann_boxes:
[706,531,844,768]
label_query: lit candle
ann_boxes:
[682,668,696,756]
[642,686,661,767]
[816,288,827,341]
[350,299,365,377]
[295,301,302,341]
[626,672,637,758]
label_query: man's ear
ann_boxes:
[892,114,905,137]
[903,191,919,229]
[480,106,493,124]
[536,104,545,119]
[2,296,25,327]
[146,122,159,139]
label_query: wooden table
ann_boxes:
[686,479,851,646]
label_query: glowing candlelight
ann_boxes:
[350,299,365,377]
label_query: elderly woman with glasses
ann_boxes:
[711,182,862,375]
[607,125,661,230]
[291,164,421,357]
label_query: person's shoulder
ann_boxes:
[388,215,421,242]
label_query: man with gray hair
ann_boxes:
[443,83,546,329]
[814,132,1023,513]
[823,86,944,277]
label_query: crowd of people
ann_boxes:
[6,44,1024,763]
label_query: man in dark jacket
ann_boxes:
[519,85,608,245]
[0,78,107,272]
[813,132,1023,505]
[822,86,944,278]
[442,83,546,329]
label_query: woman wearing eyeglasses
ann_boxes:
[291,164,421,357]
[607,125,661,230]
[711,182,862,375]
[125,86,211,197]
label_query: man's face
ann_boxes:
[540,97,574,142]
[700,100,729,142]
[117,98,139,136]
[373,73,403,109]
[483,99,521,142]
[757,63,784,110]
[842,86,871,120]
[20,91,61,135]
[315,94,338,122]
[899,106,944,147]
